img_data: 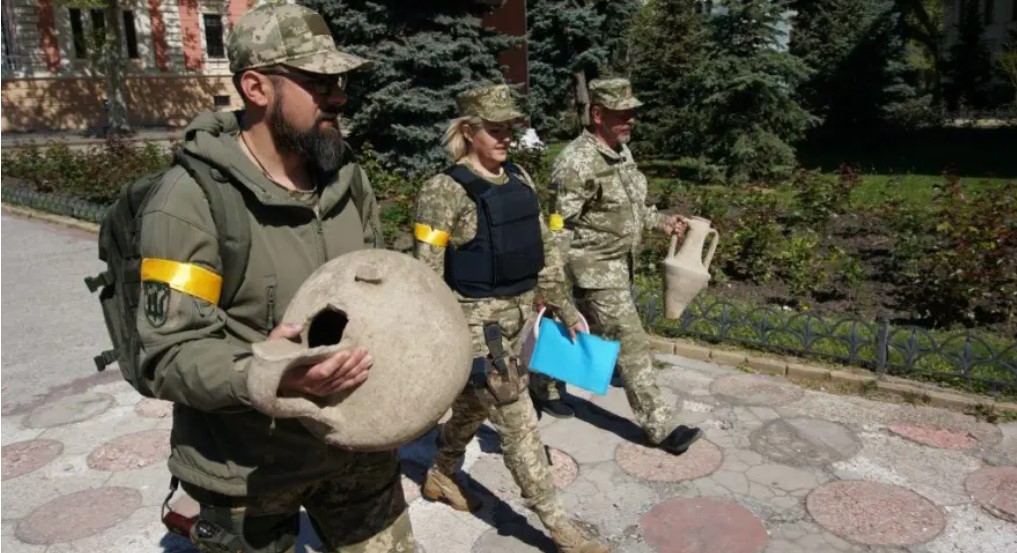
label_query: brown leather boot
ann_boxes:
[548,519,610,553]
[421,468,482,512]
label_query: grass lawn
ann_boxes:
[852,174,1012,207]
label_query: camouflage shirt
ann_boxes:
[551,130,663,289]
[414,164,581,328]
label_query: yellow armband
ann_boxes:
[548,214,565,232]
[414,223,450,247]
[141,258,222,305]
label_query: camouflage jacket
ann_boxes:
[413,163,582,330]
[551,130,664,289]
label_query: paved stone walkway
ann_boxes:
[3,213,1017,553]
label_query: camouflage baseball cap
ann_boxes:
[589,78,643,110]
[228,4,370,75]
[456,84,524,123]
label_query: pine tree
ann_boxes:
[944,0,993,110]
[592,0,641,72]
[302,1,515,177]
[790,0,931,135]
[706,0,816,183]
[526,0,640,138]
[526,0,605,136]
[627,0,714,160]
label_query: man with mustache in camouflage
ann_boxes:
[532,78,704,456]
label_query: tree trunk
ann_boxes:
[103,0,130,133]
[575,69,589,126]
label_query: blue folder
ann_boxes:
[528,318,620,396]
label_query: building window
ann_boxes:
[90,9,106,48]
[69,8,87,58]
[2,0,19,72]
[203,14,225,59]
[213,94,231,106]
[122,10,139,59]
[984,0,994,24]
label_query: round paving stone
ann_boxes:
[751,417,860,466]
[807,480,945,546]
[2,439,63,480]
[87,429,171,471]
[549,447,579,490]
[887,424,978,450]
[25,392,114,428]
[16,487,142,544]
[641,497,767,553]
[710,375,803,407]
[134,398,173,419]
[966,466,1017,523]
[616,439,722,482]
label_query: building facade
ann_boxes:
[1,0,254,132]
[0,0,527,133]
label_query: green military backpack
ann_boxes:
[86,150,373,398]
[85,151,251,397]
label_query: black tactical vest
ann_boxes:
[443,163,545,298]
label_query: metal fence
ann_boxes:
[2,186,108,224]
[5,185,1016,394]
[635,288,1017,395]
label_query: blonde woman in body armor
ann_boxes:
[412,84,609,553]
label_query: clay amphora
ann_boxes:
[661,216,719,319]
[247,249,473,451]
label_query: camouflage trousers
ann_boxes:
[432,298,569,529]
[183,450,414,553]
[532,287,677,443]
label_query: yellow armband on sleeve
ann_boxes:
[414,223,450,247]
[141,258,223,305]
[548,214,565,232]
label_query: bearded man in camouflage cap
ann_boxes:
[412,84,609,553]
[532,78,704,455]
[135,4,415,552]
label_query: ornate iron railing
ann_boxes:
[2,186,108,224]
[5,185,1015,394]
[635,287,1017,395]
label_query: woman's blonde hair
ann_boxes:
[442,115,484,161]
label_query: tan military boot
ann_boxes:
[548,519,610,553]
[422,469,482,512]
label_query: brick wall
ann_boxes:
[1,75,242,131]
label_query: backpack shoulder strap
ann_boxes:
[348,163,367,214]
[345,163,383,249]
[173,151,251,308]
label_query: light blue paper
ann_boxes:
[528,318,620,396]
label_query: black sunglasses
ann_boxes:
[257,67,348,97]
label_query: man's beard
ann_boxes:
[614,126,632,145]
[269,94,345,174]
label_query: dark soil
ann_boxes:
[703,211,1015,337]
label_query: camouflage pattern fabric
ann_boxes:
[574,287,676,443]
[186,450,414,553]
[544,128,682,444]
[413,163,573,530]
[414,166,580,327]
[550,129,663,289]
[456,84,524,122]
[588,78,643,110]
[529,372,564,402]
[228,4,370,75]
[431,300,569,529]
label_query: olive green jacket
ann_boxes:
[137,111,381,496]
